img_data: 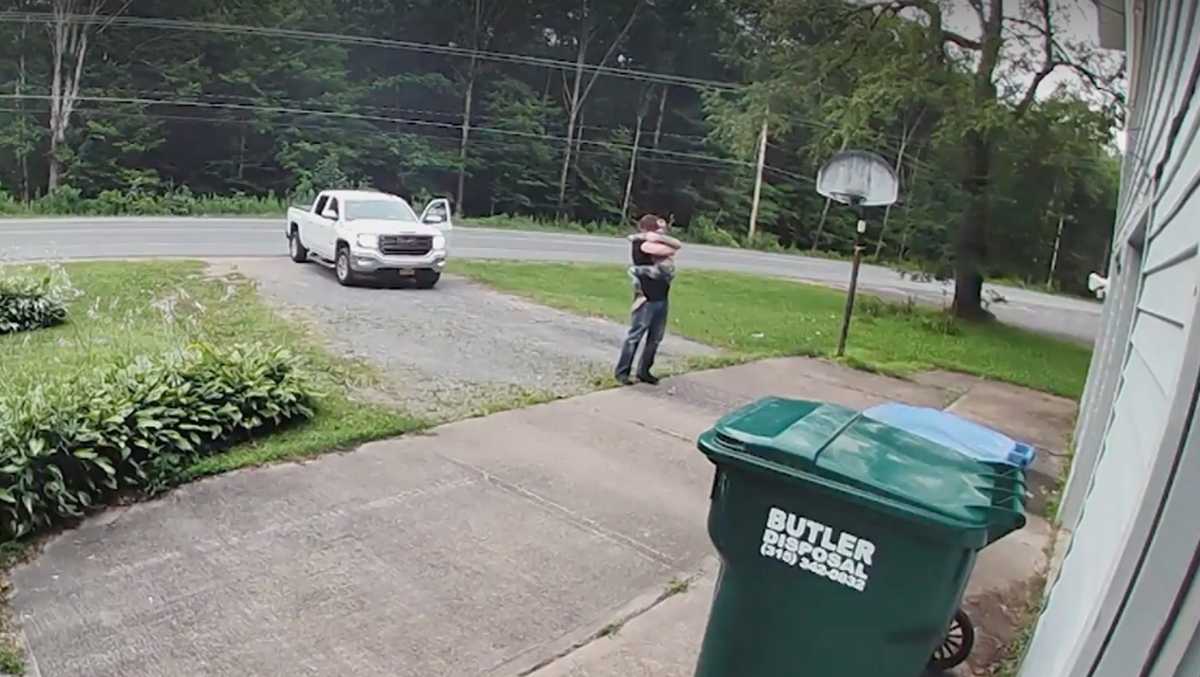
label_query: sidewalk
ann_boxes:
[525,359,1074,677]
[11,358,1075,677]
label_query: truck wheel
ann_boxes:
[415,269,440,289]
[288,227,308,263]
[335,245,359,287]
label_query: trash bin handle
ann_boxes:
[810,413,866,466]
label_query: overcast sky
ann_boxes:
[936,0,1127,146]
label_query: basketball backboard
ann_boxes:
[816,150,899,207]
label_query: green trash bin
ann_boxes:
[694,397,1026,677]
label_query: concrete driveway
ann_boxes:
[10,358,1076,677]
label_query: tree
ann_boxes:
[44,0,131,192]
[477,78,559,214]
[854,0,1121,317]
[0,1,42,200]
[548,0,645,216]
[0,0,1119,292]
[445,0,533,216]
[707,0,1121,316]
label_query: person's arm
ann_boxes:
[643,232,682,249]
[627,266,644,290]
[629,264,666,279]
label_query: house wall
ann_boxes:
[1020,0,1200,675]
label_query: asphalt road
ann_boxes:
[0,216,1101,343]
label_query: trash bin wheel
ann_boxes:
[929,608,975,673]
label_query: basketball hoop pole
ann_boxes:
[816,149,899,357]
[836,200,867,358]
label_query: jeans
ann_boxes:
[615,299,669,379]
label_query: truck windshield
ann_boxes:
[345,200,418,222]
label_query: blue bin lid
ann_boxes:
[862,403,1036,469]
[697,398,1029,547]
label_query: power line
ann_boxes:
[18,105,730,173]
[0,11,743,92]
[70,86,719,145]
[58,85,720,148]
[0,94,810,180]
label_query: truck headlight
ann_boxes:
[356,234,379,249]
[433,235,446,250]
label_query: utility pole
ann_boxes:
[747,110,769,241]
[1048,214,1066,289]
[621,111,645,222]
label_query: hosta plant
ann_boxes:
[0,274,70,334]
[0,343,315,539]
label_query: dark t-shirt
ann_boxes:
[632,240,670,302]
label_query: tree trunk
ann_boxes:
[874,120,915,258]
[621,110,645,222]
[236,124,247,181]
[47,2,91,193]
[652,85,668,149]
[951,0,1004,319]
[811,198,834,252]
[556,0,642,217]
[456,57,477,217]
[897,153,922,261]
[47,8,68,193]
[557,47,586,217]
[45,0,125,193]
[952,131,992,319]
[573,108,586,175]
[17,30,30,202]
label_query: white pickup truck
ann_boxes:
[286,190,452,288]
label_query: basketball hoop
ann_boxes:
[817,150,900,208]
[814,150,902,357]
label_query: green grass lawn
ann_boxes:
[457,261,1091,399]
[0,261,424,477]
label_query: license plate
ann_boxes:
[396,269,415,277]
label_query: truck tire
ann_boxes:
[335,244,359,287]
[415,269,440,289]
[288,226,308,263]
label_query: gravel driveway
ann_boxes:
[213,258,716,420]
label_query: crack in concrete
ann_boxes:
[437,453,676,568]
[511,566,710,677]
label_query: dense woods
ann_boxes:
[0,0,1123,304]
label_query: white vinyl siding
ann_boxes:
[1021,0,1200,675]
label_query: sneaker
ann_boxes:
[616,375,635,386]
[638,373,661,386]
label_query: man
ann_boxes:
[615,214,679,386]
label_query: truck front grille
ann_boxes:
[379,235,433,256]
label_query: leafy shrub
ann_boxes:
[0,189,19,215]
[32,185,86,214]
[0,273,71,335]
[0,343,315,538]
[858,295,918,319]
[472,214,624,236]
[745,232,785,252]
[685,216,742,249]
[918,312,962,336]
[4,187,285,217]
